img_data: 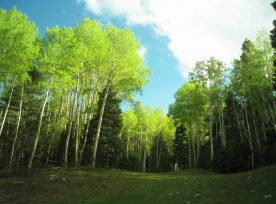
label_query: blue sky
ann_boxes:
[0,0,274,112]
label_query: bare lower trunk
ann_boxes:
[188,138,191,168]
[75,105,80,166]
[45,105,51,165]
[142,145,146,172]
[196,119,200,162]
[158,139,162,168]
[260,89,276,131]
[46,142,52,164]
[252,109,261,152]
[232,98,244,143]
[75,78,81,166]
[28,80,51,170]
[156,137,159,169]
[209,111,214,168]
[219,111,226,148]
[221,110,226,146]
[64,90,76,168]
[190,122,196,168]
[261,121,267,142]
[126,129,130,159]
[79,114,92,164]
[91,86,109,168]
[0,82,14,137]
[64,93,71,131]
[64,120,73,168]
[8,86,23,175]
[244,104,254,169]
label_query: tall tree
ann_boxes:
[28,26,77,169]
[0,8,39,173]
[91,27,150,168]
[92,89,122,168]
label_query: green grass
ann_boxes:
[0,165,275,204]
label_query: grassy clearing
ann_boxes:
[0,165,275,204]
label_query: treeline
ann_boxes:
[169,32,276,173]
[1,7,275,175]
[0,8,150,174]
[121,103,175,172]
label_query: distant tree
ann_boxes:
[169,80,208,167]
[172,124,187,170]
[122,109,137,159]
[191,58,227,167]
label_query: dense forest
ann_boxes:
[0,6,275,177]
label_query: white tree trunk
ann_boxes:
[209,111,214,168]
[79,114,92,164]
[91,85,109,168]
[0,82,14,137]
[8,86,23,175]
[28,81,51,170]
[142,145,146,172]
[244,104,254,169]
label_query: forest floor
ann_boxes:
[0,164,275,204]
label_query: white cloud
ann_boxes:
[78,0,275,77]
[138,45,147,59]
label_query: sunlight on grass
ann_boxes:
[0,164,275,204]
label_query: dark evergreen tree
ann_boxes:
[82,89,123,168]
[149,135,171,172]
[172,124,187,170]
[211,93,252,173]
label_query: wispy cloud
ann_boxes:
[78,0,275,77]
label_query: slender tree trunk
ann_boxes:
[45,104,51,165]
[142,145,146,172]
[191,127,196,168]
[64,120,73,168]
[79,88,97,164]
[221,110,226,147]
[156,136,159,169]
[74,77,82,166]
[46,142,52,164]
[15,119,25,168]
[79,114,92,164]
[241,106,248,140]
[91,85,110,168]
[75,99,80,166]
[261,121,267,142]
[188,138,191,168]
[209,110,214,168]
[48,93,64,164]
[126,129,130,159]
[260,89,276,131]
[8,86,23,175]
[64,90,76,168]
[196,118,200,162]
[251,108,261,152]
[28,79,52,170]
[233,99,244,143]
[0,82,14,137]
[244,104,254,169]
[139,133,142,165]
[219,110,226,148]
[158,139,162,168]
[64,93,71,131]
